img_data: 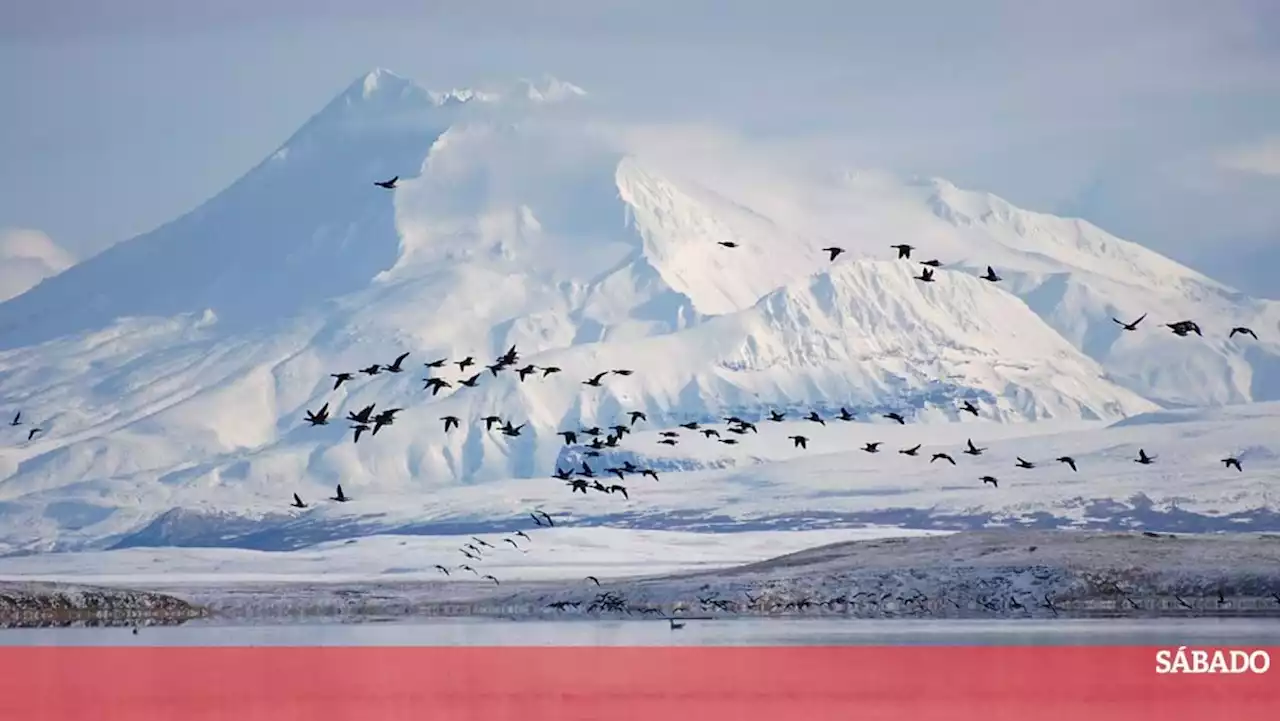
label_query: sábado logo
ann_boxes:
[1155,647,1270,674]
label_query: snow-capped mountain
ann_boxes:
[0,68,1276,554]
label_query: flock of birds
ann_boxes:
[0,175,1265,600]
[266,177,1273,589]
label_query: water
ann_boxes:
[2,617,1278,646]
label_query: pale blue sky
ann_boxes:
[2,0,1278,293]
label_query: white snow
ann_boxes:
[0,68,1276,573]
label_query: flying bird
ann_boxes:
[350,424,370,443]
[788,435,809,449]
[458,374,481,387]
[1113,314,1147,331]
[1229,327,1258,340]
[347,404,376,424]
[1056,456,1078,472]
[330,373,353,390]
[959,401,980,417]
[483,575,500,585]
[920,259,942,267]
[374,176,398,189]
[424,358,448,368]
[717,241,738,248]
[899,444,921,456]
[1134,449,1156,465]
[963,439,986,456]
[862,442,882,453]
[583,372,609,387]
[384,352,410,373]
[441,416,460,433]
[290,493,307,509]
[823,247,845,261]
[805,411,825,426]
[980,475,999,488]
[434,565,450,576]
[330,484,350,502]
[304,403,331,426]
[423,377,451,395]
[628,411,647,425]
[456,357,475,371]
[884,412,906,425]
[586,576,601,586]
[980,266,1001,282]
[837,408,855,422]
[767,410,786,422]
[359,364,382,376]
[914,267,935,283]
[541,366,562,377]
[891,244,914,259]
[1015,457,1035,469]
[931,452,956,465]
[1222,457,1243,472]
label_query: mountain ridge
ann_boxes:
[0,68,1276,553]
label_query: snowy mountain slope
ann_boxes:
[0,68,1277,554]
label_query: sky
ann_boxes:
[2,0,1279,295]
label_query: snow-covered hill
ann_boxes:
[0,68,1276,555]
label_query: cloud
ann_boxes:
[1215,136,1280,177]
[0,228,76,303]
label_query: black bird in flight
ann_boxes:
[1113,313,1146,331]
[424,358,448,368]
[1222,457,1242,472]
[347,404,376,424]
[891,244,914,259]
[931,452,956,465]
[899,444,921,456]
[862,442,882,453]
[434,565,450,576]
[304,403,331,426]
[350,424,370,443]
[963,439,986,456]
[27,428,42,441]
[1056,456,1078,472]
[717,241,738,248]
[541,366,562,377]
[1015,457,1035,469]
[884,412,906,425]
[838,408,855,422]
[441,416,460,433]
[959,401,980,417]
[330,484,350,502]
[481,415,503,431]
[789,435,809,449]
[822,246,845,261]
[583,372,608,387]
[374,176,398,189]
[371,408,401,436]
[330,372,353,390]
[532,510,554,527]
[456,356,475,371]
[384,352,410,373]
[1229,326,1257,340]
[586,576,601,586]
[423,377,451,395]
[628,411,647,426]
[1134,449,1157,465]
[483,575,500,585]
[768,410,786,422]
[980,475,999,488]
[517,365,538,381]
[558,431,578,445]
[805,411,825,426]
[458,374,481,387]
[359,364,382,376]
[980,266,1001,282]
[291,493,307,509]
[8,412,19,426]
[920,259,942,267]
[914,267,935,283]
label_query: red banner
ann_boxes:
[0,646,1274,720]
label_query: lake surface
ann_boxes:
[2,617,1278,646]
